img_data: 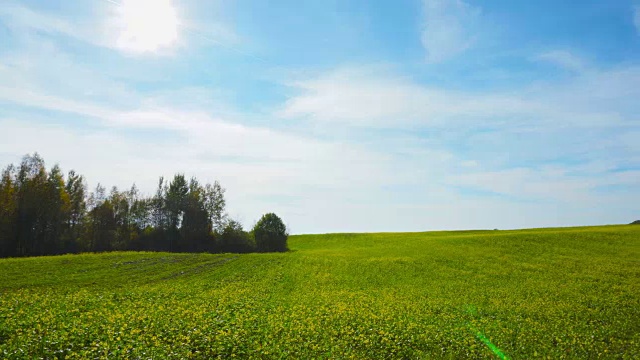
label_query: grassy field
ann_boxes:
[1,225,639,359]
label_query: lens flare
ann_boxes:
[465,304,510,359]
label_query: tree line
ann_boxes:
[0,153,288,258]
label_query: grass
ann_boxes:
[0,225,639,359]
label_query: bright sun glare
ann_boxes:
[115,0,179,53]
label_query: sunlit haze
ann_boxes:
[113,0,179,53]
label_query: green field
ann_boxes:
[1,225,639,359]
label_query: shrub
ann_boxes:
[217,219,254,253]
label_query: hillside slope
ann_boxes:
[1,225,639,358]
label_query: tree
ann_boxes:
[151,177,168,231]
[203,181,226,233]
[128,184,152,250]
[86,184,116,252]
[15,153,49,256]
[128,185,149,230]
[166,174,188,251]
[42,164,70,254]
[64,170,86,253]
[0,165,17,257]
[180,178,213,252]
[110,186,131,250]
[218,219,253,253]
[252,213,288,252]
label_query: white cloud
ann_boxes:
[448,166,640,203]
[0,39,141,113]
[421,0,481,63]
[535,50,587,72]
[0,86,117,121]
[277,66,540,127]
[0,2,110,50]
[277,65,638,131]
[0,3,77,37]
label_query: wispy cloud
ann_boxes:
[449,166,640,203]
[0,1,111,50]
[535,50,588,72]
[277,64,637,131]
[421,0,481,63]
[0,38,140,110]
[277,66,535,127]
[0,3,77,37]
[0,86,115,120]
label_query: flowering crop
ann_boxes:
[1,225,638,358]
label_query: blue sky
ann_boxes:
[0,0,639,233]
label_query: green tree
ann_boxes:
[145,177,169,251]
[110,186,131,250]
[127,184,152,250]
[203,181,226,233]
[151,177,168,230]
[42,164,70,254]
[180,178,213,252]
[65,170,86,253]
[86,184,115,252]
[252,213,288,252]
[128,185,150,230]
[15,153,49,256]
[166,174,189,251]
[0,165,17,257]
[218,219,254,253]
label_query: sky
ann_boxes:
[0,0,639,234]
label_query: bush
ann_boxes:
[252,213,288,252]
[217,219,254,253]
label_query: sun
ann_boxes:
[114,0,179,54]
